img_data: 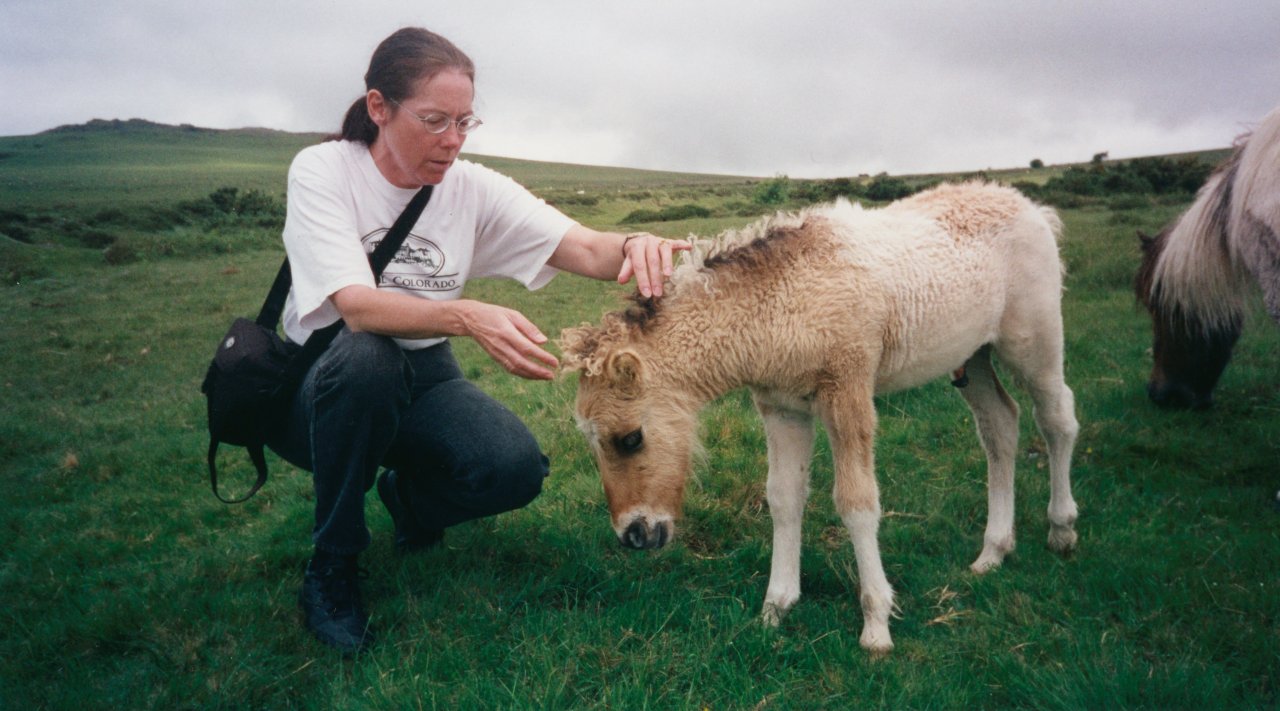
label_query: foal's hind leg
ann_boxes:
[997,327,1080,554]
[754,395,816,627]
[957,347,1021,573]
[1030,375,1080,554]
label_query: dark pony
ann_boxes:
[1135,107,1280,409]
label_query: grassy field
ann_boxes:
[1,123,1277,709]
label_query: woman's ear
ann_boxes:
[366,90,390,127]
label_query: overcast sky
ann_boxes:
[4,0,1278,178]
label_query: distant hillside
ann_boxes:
[41,118,307,140]
[0,119,752,211]
[1,118,1234,213]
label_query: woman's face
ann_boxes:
[369,68,475,188]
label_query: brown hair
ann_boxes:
[332,27,476,145]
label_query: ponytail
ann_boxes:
[330,96,379,144]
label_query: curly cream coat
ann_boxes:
[561,181,1079,654]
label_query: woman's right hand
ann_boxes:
[457,300,559,380]
[332,286,558,380]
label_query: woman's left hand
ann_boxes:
[618,232,692,298]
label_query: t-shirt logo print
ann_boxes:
[397,240,444,275]
[365,229,461,293]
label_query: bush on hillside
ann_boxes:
[620,203,712,224]
[179,186,284,227]
[753,175,791,205]
[864,173,914,202]
[1019,155,1214,207]
[790,177,865,203]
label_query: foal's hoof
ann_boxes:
[970,536,1014,573]
[760,602,788,628]
[969,556,1003,574]
[1048,526,1078,554]
[859,627,894,657]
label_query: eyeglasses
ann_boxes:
[390,99,483,135]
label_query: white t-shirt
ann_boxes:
[280,140,577,349]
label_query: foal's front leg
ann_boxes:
[820,383,895,655]
[755,396,816,626]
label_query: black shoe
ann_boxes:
[377,469,443,552]
[298,554,373,654]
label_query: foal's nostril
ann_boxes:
[620,518,673,549]
[622,520,649,549]
[654,521,670,548]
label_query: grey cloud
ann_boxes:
[3,0,1277,177]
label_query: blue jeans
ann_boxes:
[266,330,549,556]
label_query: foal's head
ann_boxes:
[560,316,701,550]
[1135,229,1241,410]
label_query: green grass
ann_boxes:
[1,123,1277,709]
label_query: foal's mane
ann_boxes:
[560,203,837,375]
[627,201,840,327]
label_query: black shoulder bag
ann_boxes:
[201,186,433,503]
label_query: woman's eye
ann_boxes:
[614,429,644,454]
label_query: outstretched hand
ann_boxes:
[458,301,559,380]
[618,232,692,298]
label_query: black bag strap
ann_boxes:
[209,439,269,504]
[257,184,434,332]
[281,184,434,387]
[209,185,433,503]
[255,258,293,329]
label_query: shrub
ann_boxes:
[753,175,791,205]
[103,241,138,265]
[1044,166,1106,196]
[0,210,34,243]
[864,174,914,202]
[180,187,285,226]
[65,222,118,249]
[790,177,865,204]
[550,193,600,207]
[619,203,712,224]
[1103,171,1153,195]
[1040,156,1213,200]
[92,205,190,231]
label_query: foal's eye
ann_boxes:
[613,429,644,454]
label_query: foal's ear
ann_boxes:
[605,349,645,398]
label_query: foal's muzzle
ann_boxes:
[618,516,672,550]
